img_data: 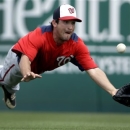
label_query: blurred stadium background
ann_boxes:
[0,0,130,113]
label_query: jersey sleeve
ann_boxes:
[71,38,98,71]
[12,27,43,62]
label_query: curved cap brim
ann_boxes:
[59,16,82,22]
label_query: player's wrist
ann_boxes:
[111,89,118,96]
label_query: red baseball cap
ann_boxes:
[53,4,82,22]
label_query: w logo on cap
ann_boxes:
[68,8,74,14]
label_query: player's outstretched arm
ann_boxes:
[86,68,130,107]
[19,54,42,82]
[86,68,118,96]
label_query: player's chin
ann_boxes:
[64,34,71,40]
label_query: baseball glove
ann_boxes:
[113,83,130,107]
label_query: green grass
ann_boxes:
[0,112,130,130]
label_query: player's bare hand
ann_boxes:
[21,72,42,82]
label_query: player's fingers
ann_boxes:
[21,74,31,82]
[21,77,28,82]
[29,72,42,78]
[21,77,32,82]
[35,74,42,78]
[21,78,24,81]
[21,75,27,81]
[21,72,42,82]
[30,73,39,79]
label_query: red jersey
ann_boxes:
[12,25,98,74]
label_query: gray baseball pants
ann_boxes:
[0,47,22,94]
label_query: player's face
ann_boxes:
[53,20,76,45]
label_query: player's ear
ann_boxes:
[51,20,58,27]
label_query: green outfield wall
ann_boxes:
[0,0,130,112]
